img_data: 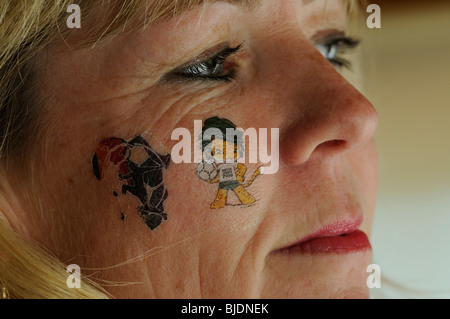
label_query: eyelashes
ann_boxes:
[163,33,360,84]
[315,35,360,70]
[162,43,243,84]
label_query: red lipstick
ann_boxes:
[280,219,371,255]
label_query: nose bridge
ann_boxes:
[313,72,378,144]
[274,41,378,166]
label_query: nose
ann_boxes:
[278,47,378,166]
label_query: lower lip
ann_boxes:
[285,230,371,255]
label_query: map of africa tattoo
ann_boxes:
[92,135,171,230]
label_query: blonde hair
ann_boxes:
[0,218,110,298]
[0,0,365,299]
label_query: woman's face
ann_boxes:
[20,0,378,298]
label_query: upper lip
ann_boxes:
[275,216,363,251]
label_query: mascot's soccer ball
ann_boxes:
[197,162,218,181]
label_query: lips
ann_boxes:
[277,219,371,255]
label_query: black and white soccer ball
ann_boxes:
[196,161,218,181]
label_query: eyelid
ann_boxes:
[311,29,346,43]
[174,42,232,71]
[160,42,244,83]
[313,30,360,70]
[315,36,359,56]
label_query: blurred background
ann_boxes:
[345,0,450,298]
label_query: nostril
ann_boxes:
[315,139,348,155]
[325,139,346,147]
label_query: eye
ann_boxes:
[163,43,244,83]
[315,34,360,70]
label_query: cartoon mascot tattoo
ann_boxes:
[197,117,262,209]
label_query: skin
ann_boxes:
[1,0,378,298]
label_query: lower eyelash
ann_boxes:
[163,69,237,85]
[329,57,352,69]
[185,69,237,83]
[323,36,360,70]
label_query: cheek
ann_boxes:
[165,163,216,223]
[346,139,379,235]
[358,139,379,207]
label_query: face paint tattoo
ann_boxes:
[92,135,171,230]
[197,117,262,209]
